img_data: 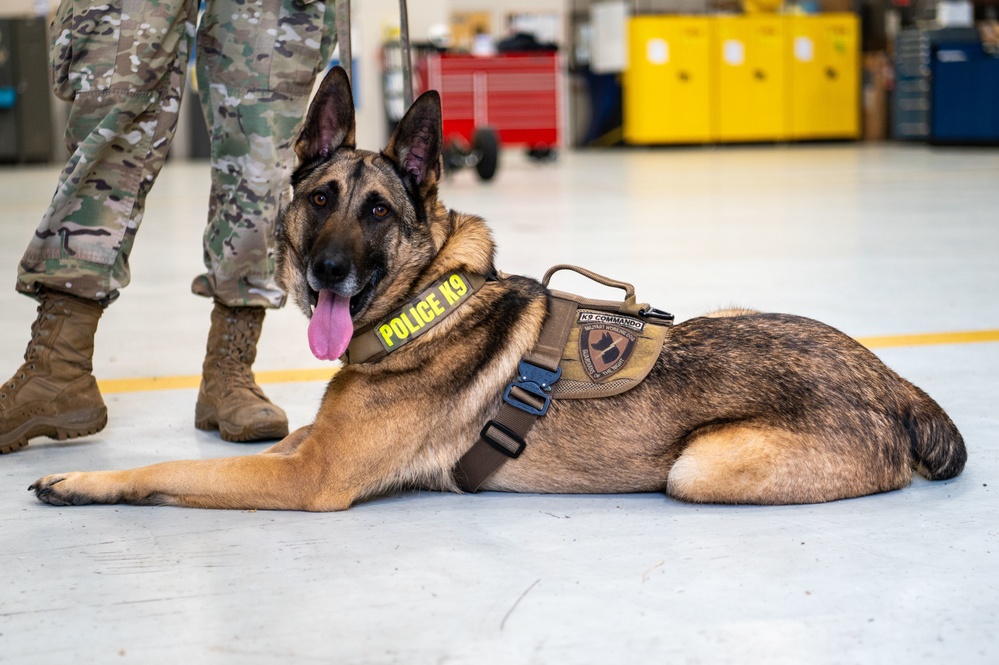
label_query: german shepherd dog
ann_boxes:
[30,67,966,510]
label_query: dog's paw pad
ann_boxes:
[30,473,89,506]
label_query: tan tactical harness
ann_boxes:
[452,265,674,492]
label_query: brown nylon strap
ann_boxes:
[452,396,543,492]
[542,264,636,302]
[508,385,546,412]
[525,296,577,371]
[452,441,507,491]
[453,295,578,492]
[346,325,385,364]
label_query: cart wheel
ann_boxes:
[442,143,460,175]
[527,146,556,161]
[472,127,500,181]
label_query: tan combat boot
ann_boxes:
[195,302,288,442]
[0,289,108,454]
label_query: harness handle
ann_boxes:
[541,264,636,304]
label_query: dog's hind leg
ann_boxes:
[665,423,912,505]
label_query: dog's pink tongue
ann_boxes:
[309,290,353,361]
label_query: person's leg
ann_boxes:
[191,0,336,441]
[18,0,195,301]
[1,0,195,453]
[191,0,337,307]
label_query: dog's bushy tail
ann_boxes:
[905,385,966,480]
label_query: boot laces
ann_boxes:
[216,308,264,395]
[1,298,58,403]
[24,296,60,364]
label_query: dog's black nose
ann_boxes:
[311,249,351,286]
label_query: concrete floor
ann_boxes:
[1,144,997,663]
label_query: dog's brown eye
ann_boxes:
[372,204,390,219]
[311,192,327,207]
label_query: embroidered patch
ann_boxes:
[374,272,474,353]
[577,310,646,332]
[579,323,638,382]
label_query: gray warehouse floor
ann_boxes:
[1,144,997,663]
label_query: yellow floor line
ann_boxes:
[856,329,999,349]
[98,368,338,395]
[96,329,999,395]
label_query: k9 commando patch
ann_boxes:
[552,307,668,399]
[578,314,642,382]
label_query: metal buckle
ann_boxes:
[480,421,527,458]
[503,360,562,416]
[640,306,675,325]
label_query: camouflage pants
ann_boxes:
[16,0,337,308]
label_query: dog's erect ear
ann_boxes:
[295,66,356,163]
[383,90,443,192]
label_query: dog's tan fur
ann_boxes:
[30,68,966,511]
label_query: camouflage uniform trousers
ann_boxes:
[16,0,337,308]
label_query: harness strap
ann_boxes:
[525,296,578,372]
[452,296,578,492]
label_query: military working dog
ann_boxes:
[30,67,966,510]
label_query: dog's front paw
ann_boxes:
[30,473,101,506]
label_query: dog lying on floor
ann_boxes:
[29,67,966,510]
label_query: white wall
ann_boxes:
[0,0,57,17]
[448,0,568,43]
[349,0,448,150]
[349,0,568,149]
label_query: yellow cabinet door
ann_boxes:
[715,16,789,142]
[787,14,860,139]
[625,16,714,144]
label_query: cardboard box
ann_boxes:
[819,0,855,13]
[862,51,890,141]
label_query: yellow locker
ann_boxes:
[715,16,789,142]
[787,14,860,139]
[624,16,714,144]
